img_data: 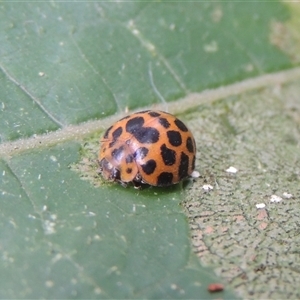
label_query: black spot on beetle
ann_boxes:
[186,137,194,153]
[157,172,173,186]
[178,152,189,179]
[112,126,123,140]
[134,147,149,160]
[118,115,131,122]
[192,155,196,170]
[158,117,171,129]
[125,154,134,163]
[136,110,150,114]
[107,127,122,148]
[108,140,116,148]
[111,146,124,161]
[136,127,160,144]
[126,167,132,174]
[126,117,160,143]
[112,168,121,180]
[103,126,113,139]
[174,119,188,132]
[167,130,182,146]
[160,144,176,166]
[126,117,145,133]
[141,159,156,175]
[148,111,161,117]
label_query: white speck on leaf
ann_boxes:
[50,155,57,162]
[51,253,63,264]
[283,192,293,199]
[204,41,218,53]
[256,203,266,209]
[94,287,102,295]
[170,283,185,294]
[94,234,102,241]
[45,280,54,288]
[191,170,200,178]
[203,184,213,191]
[270,194,282,203]
[226,166,238,173]
[50,214,57,221]
[43,220,56,235]
[211,6,223,22]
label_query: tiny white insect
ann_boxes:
[256,203,266,209]
[226,166,238,173]
[191,170,200,178]
[282,192,293,199]
[270,195,282,203]
[202,184,213,191]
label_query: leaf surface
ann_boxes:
[1,1,299,298]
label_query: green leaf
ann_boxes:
[0,1,291,141]
[1,143,234,298]
[1,1,300,298]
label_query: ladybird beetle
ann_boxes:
[98,110,196,188]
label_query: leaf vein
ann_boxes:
[126,20,188,93]
[0,63,64,127]
[69,33,121,111]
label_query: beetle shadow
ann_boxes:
[118,177,194,195]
